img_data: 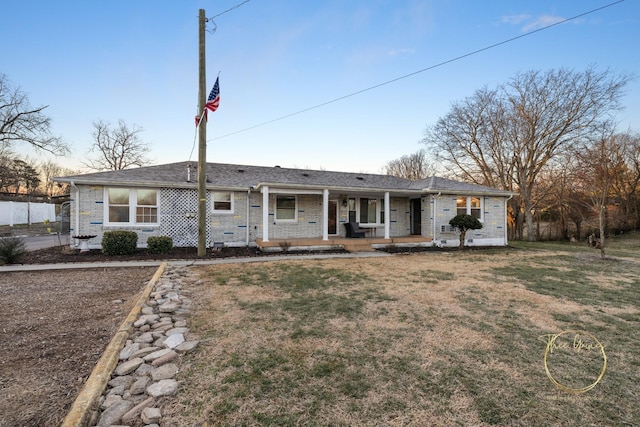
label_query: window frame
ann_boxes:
[455,196,483,222]
[104,187,160,226]
[356,197,385,226]
[275,194,297,222]
[212,191,234,214]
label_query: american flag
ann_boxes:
[206,77,220,113]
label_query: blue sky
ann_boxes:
[2,0,638,174]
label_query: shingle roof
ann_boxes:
[55,161,512,196]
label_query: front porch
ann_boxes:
[256,235,433,253]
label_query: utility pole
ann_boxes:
[197,8,207,256]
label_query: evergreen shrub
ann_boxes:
[102,230,138,255]
[147,236,173,254]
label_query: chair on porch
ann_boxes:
[344,222,366,238]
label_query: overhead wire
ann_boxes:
[207,0,624,142]
[209,0,252,20]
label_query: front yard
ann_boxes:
[160,237,640,426]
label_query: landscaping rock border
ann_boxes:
[90,265,200,427]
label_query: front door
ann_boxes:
[328,200,338,235]
[410,198,422,235]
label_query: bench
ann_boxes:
[344,222,366,238]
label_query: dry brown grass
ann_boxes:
[160,246,640,426]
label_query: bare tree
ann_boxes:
[574,130,628,258]
[39,159,76,197]
[610,131,640,230]
[84,120,152,171]
[0,74,69,155]
[383,149,436,180]
[424,67,633,241]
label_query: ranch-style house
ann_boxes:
[56,161,513,252]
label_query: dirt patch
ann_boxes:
[0,267,156,427]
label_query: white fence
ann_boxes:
[0,201,56,226]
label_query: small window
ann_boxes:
[456,197,467,216]
[470,197,481,219]
[136,189,158,223]
[108,188,130,223]
[276,195,296,221]
[213,192,233,213]
[348,198,357,223]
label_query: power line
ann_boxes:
[210,0,252,20]
[205,1,252,34]
[209,0,624,142]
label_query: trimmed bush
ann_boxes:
[449,214,483,250]
[0,237,27,265]
[147,236,173,254]
[102,230,138,255]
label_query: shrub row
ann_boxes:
[102,232,174,255]
[0,233,174,265]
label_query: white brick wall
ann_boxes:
[71,185,509,248]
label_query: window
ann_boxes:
[359,198,377,224]
[456,196,483,221]
[357,197,385,225]
[275,195,296,220]
[106,188,158,225]
[108,188,130,223]
[212,191,233,213]
[136,189,158,223]
[348,198,357,223]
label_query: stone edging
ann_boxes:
[61,263,201,426]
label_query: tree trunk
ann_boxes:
[599,205,606,259]
[523,198,536,241]
[459,229,466,250]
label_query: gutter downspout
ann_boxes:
[505,194,513,246]
[432,192,441,244]
[262,186,269,242]
[246,187,251,246]
[384,191,390,239]
[70,181,79,248]
[322,189,329,241]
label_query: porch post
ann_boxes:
[322,188,329,241]
[384,191,390,239]
[262,185,269,242]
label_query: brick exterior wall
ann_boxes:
[430,195,507,245]
[71,185,508,248]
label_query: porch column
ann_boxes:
[322,188,329,241]
[262,185,269,242]
[384,191,390,239]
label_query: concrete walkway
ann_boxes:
[0,251,392,272]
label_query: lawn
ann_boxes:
[161,235,640,426]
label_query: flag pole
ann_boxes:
[197,8,207,257]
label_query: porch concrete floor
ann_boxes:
[256,235,433,253]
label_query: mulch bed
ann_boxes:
[18,245,349,265]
